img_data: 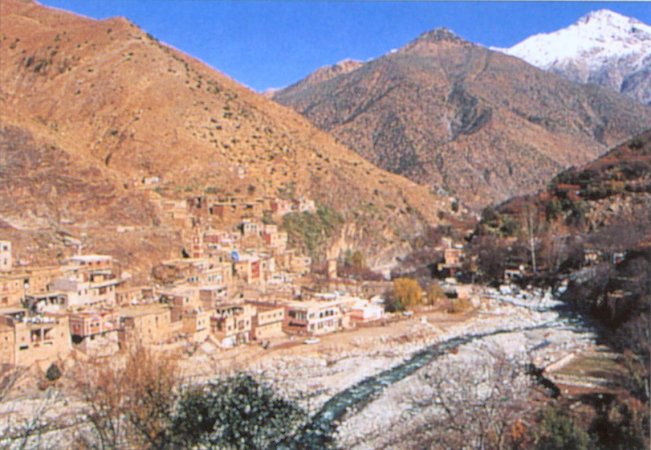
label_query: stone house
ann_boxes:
[0,313,71,367]
[0,274,24,308]
[119,304,172,347]
[350,300,385,323]
[246,301,285,341]
[283,299,349,336]
[68,309,120,355]
[262,225,288,251]
[210,303,255,347]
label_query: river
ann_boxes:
[288,290,594,448]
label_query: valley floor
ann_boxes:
[0,288,602,448]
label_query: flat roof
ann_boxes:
[162,258,210,266]
[284,298,347,309]
[120,304,170,318]
[68,255,113,263]
[69,309,119,317]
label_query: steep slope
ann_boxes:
[487,129,651,239]
[501,10,651,105]
[0,123,182,276]
[274,28,651,209]
[0,0,451,271]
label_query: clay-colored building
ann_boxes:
[270,198,293,217]
[283,299,348,336]
[181,309,211,343]
[68,309,120,355]
[290,255,312,275]
[246,301,285,341]
[3,266,62,310]
[234,255,262,284]
[0,314,71,367]
[0,274,24,308]
[199,286,228,309]
[437,246,464,277]
[159,288,200,321]
[50,255,119,309]
[22,266,62,294]
[240,220,261,238]
[119,304,172,347]
[50,271,118,309]
[160,258,232,287]
[210,303,255,347]
[262,225,288,251]
[115,285,156,306]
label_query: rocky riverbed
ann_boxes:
[254,290,597,448]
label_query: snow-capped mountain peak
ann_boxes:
[503,9,650,69]
[497,9,651,105]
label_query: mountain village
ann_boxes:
[0,1,649,448]
[0,189,425,369]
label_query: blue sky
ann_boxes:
[40,1,651,92]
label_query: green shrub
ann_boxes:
[45,363,62,382]
[282,204,343,259]
[545,198,563,221]
[169,373,329,449]
[535,406,590,450]
[383,290,405,313]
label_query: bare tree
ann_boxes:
[0,365,24,403]
[388,352,535,450]
[522,205,542,275]
[0,366,65,450]
[71,346,180,449]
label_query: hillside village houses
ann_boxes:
[0,194,389,369]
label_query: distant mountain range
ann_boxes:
[274,26,651,209]
[498,9,651,105]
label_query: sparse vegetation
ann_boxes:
[447,296,472,313]
[45,363,62,382]
[386,277,423,310]
[534,405,590,450]
[282,204,343,259]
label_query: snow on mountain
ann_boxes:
[498,9,651,104]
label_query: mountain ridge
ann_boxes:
[274,25,651,208]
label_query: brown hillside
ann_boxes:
[481,129,651,251]
[0,0,450,272]
[274,28,651,209]
[517,129,650,228]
